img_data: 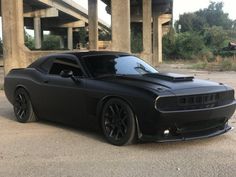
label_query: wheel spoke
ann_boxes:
[109,129,114,137]
[121,120,127,128]
[17,109,22,116]
[114,104,120,115]
[115,130,120,140]
[19,110,25,119]
[108,105,115,116]
[105,121,114,129]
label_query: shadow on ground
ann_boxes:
[0,98,227,149]
[0,98,106,144]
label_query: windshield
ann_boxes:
[83,55,158,78]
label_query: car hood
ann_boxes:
[99,73,228,96]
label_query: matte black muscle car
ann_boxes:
[4,51,236,146]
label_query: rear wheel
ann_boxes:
[13,88,37,123]
[101,98,136,146]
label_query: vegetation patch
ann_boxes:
[191,61,208,70]
[190,59,236,72]
[163,1,236,61]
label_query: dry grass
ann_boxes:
[189,59,236,71]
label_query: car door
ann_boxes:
[40,55,86,125]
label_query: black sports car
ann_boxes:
[4,51,236,146]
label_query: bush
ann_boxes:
[163,31,212,60]
[131,23,143,53]
[203,26,228,51]
[24,31,35,50]
[163,28,176,59]
[219,60,233,71]
[199,48,215,62]
[42,35,61,50]
[191,61,208,70]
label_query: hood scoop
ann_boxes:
[146,73,194,82]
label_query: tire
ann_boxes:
[13,88,37,123]
[101,98,136,146]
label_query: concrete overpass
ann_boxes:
[0,0,173,74]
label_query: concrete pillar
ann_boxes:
[34,17,42,49]
[142,0,152,64]
[1,0,30,74]
[67,27,73,50]
[153,16,162,66]
[111,0,131,52]
[88,0,98,50]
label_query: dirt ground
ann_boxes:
[0,65,236,177]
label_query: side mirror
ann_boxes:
[60,70,73,78]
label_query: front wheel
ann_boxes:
[101,98,136,146]
[13,88,37,123]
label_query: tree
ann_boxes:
[197,2,233,29]
[203,26,228,51]
[175,32,207,59]
[24,30,35,50]
[176,13,207,32]
[163,30,209,60]
[131,23,143,53]
[99,31,111,41]
[175,1,234,32]
[163,28,176,59]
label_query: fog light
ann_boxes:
[164,129,170,136]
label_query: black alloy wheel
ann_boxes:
[14,88,37,123]
[101,98,136,146]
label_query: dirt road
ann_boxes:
[0,66,236,177]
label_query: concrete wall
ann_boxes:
[1,0,64,74]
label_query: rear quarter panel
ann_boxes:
[4,68,46,116]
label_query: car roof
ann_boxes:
[28,51,131,69]
[68,51,130,58]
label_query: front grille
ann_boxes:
[177,93,219,109]
[156,90,234,111]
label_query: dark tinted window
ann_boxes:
[39,59,53,73]
[83,55,158,77]
[49,58,83,76]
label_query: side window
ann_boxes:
[49,58,83,77]
[39,59,53,73]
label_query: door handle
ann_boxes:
[43,80,49,83]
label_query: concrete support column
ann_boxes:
[34,17,42,49]
[1,0,29,74]
[67,27,73,50]
[153,16,162,66]
[111,0,131,52]
[88,0,98,50]
[142,0,152,64]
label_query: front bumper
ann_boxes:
[139,101,236,142]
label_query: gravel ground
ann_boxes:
[0,66,236,177]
